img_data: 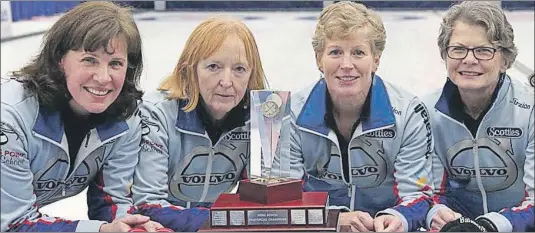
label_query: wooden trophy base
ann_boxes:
[199,209,340,232]
[199,192,339,232]
[238,178,302,204]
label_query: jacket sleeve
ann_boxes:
[131,102,208,232]
[425,141,451,229]
[87,112,141,222]
[477,107,534,232]
[287,112,305,179]
[1,104,105,232]
[376,98,434,232]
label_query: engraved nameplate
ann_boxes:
[247,209,289,225]
[308,209,324,225]
[290,209,306,225]
[229,210,245,226]
[211,211,227,226]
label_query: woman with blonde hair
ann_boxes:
[285,1,434,232]
[130,16,267,231]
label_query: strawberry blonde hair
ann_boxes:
[159,16,266,112]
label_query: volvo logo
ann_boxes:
[446,137,518,192]
[318,138,388,188]
[169,142,249,202]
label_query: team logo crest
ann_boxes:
[0,122,21,145]
[138,111,161,136]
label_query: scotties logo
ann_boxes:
[486,127,523,138]
[224,132,250,141]
[365,129,396,139]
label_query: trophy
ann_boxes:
[199,90,340,232]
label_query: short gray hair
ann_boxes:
[312,1,386,58]
[437,1,517,68]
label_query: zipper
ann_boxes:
[33,134,70,189]
[33,127,126,200]
[200,127,246,201]
[198,141,214,203]
[436,111,490,214]
[349,184,356,211]
[299,124,385,211]
[329,135,352,195]
[84,131,91,148]
[179,126,235,203]
[345,124,394,210]
[61,131,92,195]
[472,139,489,214]
[345,140,352,198]
[346,138,356,211]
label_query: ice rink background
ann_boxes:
[1,6,533,220]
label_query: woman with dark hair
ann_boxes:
[1,2,161,232]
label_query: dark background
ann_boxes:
[8,1,534,22]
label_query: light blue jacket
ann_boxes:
[422,75,534,232]
[132,90,250,208]
[130,90,250,231]
[1,79,141,232]
[287,76,435,231]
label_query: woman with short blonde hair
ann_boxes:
[286,1,434,232]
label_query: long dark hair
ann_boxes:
[11,1,144,121]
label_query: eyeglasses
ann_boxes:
[446,46,498,60]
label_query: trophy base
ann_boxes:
[238,178,302,204]
[199,192,339,232]
[199,210,340,232]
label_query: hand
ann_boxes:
[99,214,150,232]
[431,206,461,230]
[440,216,497,232]
[339,211,375,232]
[128,226,174,232]
[134,220,165,232]
[375,214,403,232]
